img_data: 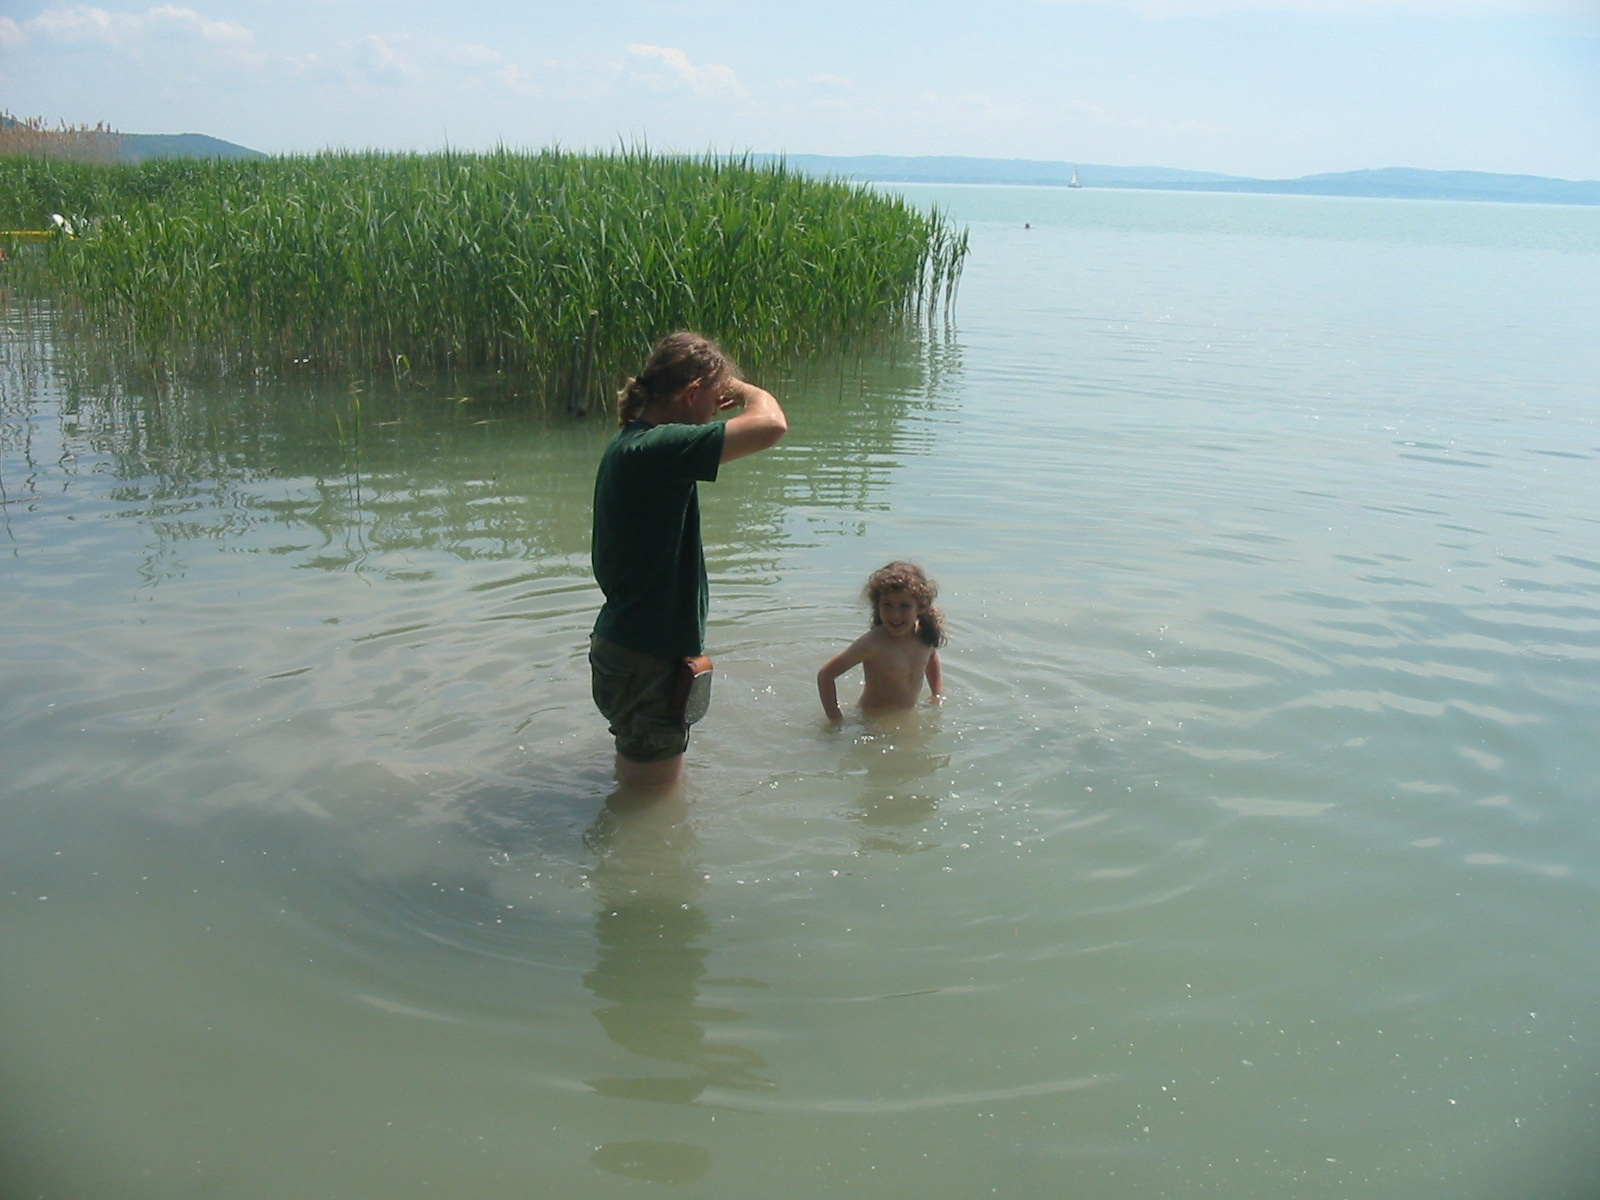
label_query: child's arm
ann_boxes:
[925,649,943,704]
[817,637,872,725]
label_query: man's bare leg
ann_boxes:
[616,752,684,789]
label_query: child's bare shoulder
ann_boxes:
[822,627,884,673]
[851,626,893,656]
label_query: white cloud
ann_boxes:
[442,42,541,95]
[323,32,546,96]
[25,6,141,46]
[444,43,503,70]
[22,5,252,48]
[623,43,748,100]
[146,5,252,43]
[351,32,417,84]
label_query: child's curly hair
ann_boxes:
[865,561,946,648]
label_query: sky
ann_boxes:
[2,0,1597,181]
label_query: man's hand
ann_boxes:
[719,379,787,462]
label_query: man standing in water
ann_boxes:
[589,332,788,788]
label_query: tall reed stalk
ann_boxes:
[2,148,967,397]
[0,111,121,164]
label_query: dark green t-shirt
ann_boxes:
[591,419,725,658]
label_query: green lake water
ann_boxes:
[2,186,1599,1198]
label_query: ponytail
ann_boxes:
[614,332,735,427]
[616,376,653,425]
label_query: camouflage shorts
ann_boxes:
[589,636,692,763]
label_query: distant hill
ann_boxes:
[1167,167,1600,206]
[113,132,265,164]
[768,155,1600,207]
[760,154,1244,190]
[87,136,1600,205]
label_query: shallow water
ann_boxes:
[3,188,1599,1199]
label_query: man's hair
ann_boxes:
[616,332,734,425]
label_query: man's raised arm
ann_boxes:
[718,379,787,462]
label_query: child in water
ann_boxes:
[817,561,946,725]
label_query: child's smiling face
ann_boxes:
[876,589,919,637]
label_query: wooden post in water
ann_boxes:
[567,309,600,417]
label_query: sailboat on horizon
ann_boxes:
[1068,166,1082,188]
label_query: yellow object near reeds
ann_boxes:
[1,148,968,395]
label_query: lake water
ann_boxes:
[3,186,1599,1199]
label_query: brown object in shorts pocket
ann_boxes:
[674,656,714,725]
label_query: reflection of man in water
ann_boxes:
[583,791,772,1105]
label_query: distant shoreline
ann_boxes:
[763,155,1600,208]
[108,135,1600,207]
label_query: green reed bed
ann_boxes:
[1,149,966,394]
